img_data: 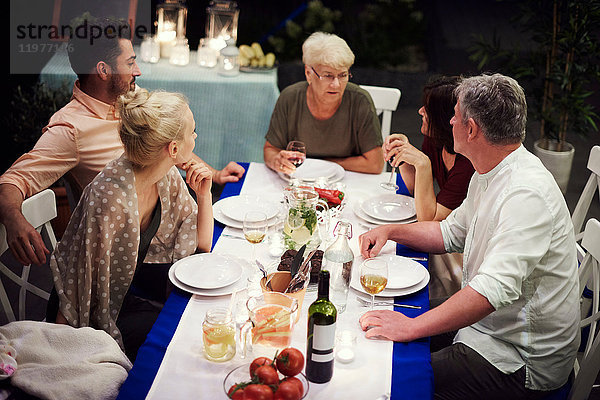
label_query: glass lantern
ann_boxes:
[217,39,239,76]
[156,0,188,58]
[206,0,239,52]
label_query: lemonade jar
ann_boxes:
[202,307,236,362]
[283,186,329,251]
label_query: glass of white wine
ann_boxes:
[243,211,268,272]
[359,258,389,310]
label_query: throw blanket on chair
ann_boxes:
[0,321,132,400]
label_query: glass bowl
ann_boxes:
[223,363,309,398]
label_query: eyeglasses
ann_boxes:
[311,66,352,84]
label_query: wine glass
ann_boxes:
[359,258,389,310]
[380,161,399,191]
[286,141,307,175]
[243,211,268,275]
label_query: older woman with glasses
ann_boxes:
[263,32,384,174]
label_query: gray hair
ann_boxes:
[454,74,527,145]
[302,32,355,70]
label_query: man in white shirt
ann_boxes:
[358,74,579,399]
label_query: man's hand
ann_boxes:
[5,213,49,266]
[179,159,213,195]
[213,162,245,185]
[358,225,390,259]
[359,310,414,341]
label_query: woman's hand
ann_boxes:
[178,159,212,195]
[272,150,304,175]
[383,134,429,169]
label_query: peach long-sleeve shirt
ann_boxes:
[0,81,123,198]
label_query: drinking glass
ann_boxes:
[286,141,307,175]
[359,258,389,310]
[380,162,399,191]
[243,211,268,271]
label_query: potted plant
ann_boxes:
[469,0,600,193]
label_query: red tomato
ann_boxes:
[273,380,302,400]
[275,348,304,377]
[255,365,279,386]
[243,384,274,400]
[250,357,274,377]
[227,384,245,400]
[281,377,303,397]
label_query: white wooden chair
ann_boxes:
[360,85,401,140]
[0,189,57,322]
[568,218,600,400]
[572,145,600,243]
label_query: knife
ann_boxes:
[289,244,306,280]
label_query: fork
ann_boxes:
[356,296,421,309]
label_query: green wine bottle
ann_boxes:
[305,270,337,383]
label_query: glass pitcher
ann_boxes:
[239,292,298,358]
[282,186,329,251]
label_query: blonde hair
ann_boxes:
[302,32,355,70]
[116,89,189,168]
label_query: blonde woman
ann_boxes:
[49,89,213,361]
[264,31,384,174]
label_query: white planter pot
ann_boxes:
[533,139,575,194]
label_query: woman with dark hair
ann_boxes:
[384,76,474,221]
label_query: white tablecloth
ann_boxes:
[145,163,404,399]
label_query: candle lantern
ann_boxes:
[206,0,239,51]
[217,39,239,76]
[156,0,188,58]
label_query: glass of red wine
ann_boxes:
[286,141,307,176]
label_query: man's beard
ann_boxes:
[108,75,135,98]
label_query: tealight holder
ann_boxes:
[140,35,160,63]
[169,38,190,66]
[335,329,357,364]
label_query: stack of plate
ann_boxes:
[353,193,417,228]
[351,254,430,297]
[277,158,345,184]
[213,194,282,229]
[168,253,248,296]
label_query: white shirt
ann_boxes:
[440,145,580,391]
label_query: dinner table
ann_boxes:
[116,161,433,400]
[38,47,279,171]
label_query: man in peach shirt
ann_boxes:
[0,18,245,266]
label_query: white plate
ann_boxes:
[213,200,283,229]
[353,201,416,226]
[169,255,250,296]
[360,194,416,222]
[277,158,345,183]
[174,253,243,289]
[216,195,279,222]
[377,254,428,289]
[350,256,429,297]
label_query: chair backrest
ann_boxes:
[568,218,600,400]
[0,189,57,322]
[571,145,600,242]
[360,85,401,140]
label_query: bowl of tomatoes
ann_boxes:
[224,347,308,399]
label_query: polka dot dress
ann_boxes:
[49,156,198,347]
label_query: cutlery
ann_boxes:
[289,244,306,280]
[286,249,318,293]
[220,233,246,240]
[356,296,421,309]
[256,259,268,279]
[408,256,427,261]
